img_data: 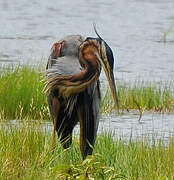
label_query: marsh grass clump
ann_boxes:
[0,66,49,120]
[95,133,174,179]
[101,81,174,114]
[0,121,173,179]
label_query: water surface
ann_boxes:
[2,113,174,143]
[0,0,174,82]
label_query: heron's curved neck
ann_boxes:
[75,43,101,83]
[60,43,101,97]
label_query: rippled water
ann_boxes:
[76,112,174,142]
[1,0,174,81]
[2,113,174,143]
[0,0,174,139]
[99,113,174,142]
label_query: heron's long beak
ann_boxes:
[104,68,119,111]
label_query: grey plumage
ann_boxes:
[46,35,84,77]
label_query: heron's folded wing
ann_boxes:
[46,56,82,79]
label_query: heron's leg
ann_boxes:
[77,104,96,160]
[78,105,95,160]
[59,127,73,149]
[52,97,60,149]
[77,105,85,159]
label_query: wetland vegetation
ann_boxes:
[0,121,174,179]
[0,66,174,120]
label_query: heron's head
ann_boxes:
[85,29,119,110]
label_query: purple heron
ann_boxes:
[45,30,119,159]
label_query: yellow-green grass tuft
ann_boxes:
[0,121,173,179]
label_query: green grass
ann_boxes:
[101,81,174,115]
[0,66,48,120]
[0,66,174,120]
[0,121,173,179]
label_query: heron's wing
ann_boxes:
[46,56,81,148]
[47,91,78,149]
[46,56,82,80]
